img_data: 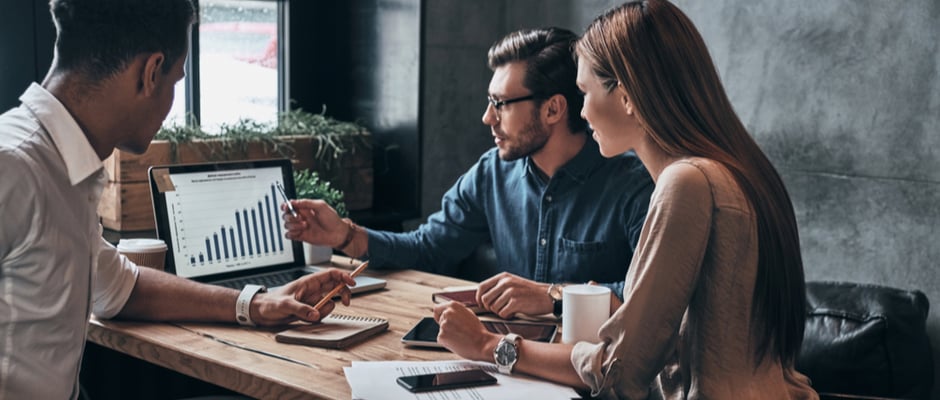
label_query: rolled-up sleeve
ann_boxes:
[365,158,491,274]
[570,162,714,399]
[92,236,139,318]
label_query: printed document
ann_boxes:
[344,359,580,400]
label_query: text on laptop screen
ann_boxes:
[159,165,295,279]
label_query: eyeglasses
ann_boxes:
[486,94,536,120]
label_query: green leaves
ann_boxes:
[293,169,348,218]
[155,121,210,143]
[155,108,359,217]
[273,106,371,163]
[155,107,370,171]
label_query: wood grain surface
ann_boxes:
[87,258,485,399]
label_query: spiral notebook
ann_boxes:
[275,314,389,349]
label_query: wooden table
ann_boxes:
[86,259,480,399]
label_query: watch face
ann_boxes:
[549,284,563,301]
[495,340,518,365]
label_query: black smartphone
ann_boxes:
[401,317,558,347]
[396,369,498,393]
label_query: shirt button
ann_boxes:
[545,195,553,203]
[540,238,547,246]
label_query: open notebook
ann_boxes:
[148,158,385,293]
[275,314,389,349]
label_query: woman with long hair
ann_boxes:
[433,1,819,398]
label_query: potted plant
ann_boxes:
[99,107,372,232]
[271,108,373,211]
[293,169,348,264]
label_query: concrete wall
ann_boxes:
[671,0,940,393]
[421,0,940,393]
[0,0,54,112]
[420,0,584,219]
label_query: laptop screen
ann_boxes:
[149,159,303,282]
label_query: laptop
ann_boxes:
[148,158,385,294]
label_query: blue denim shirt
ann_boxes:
[366,138,653,298]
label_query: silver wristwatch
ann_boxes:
[493,333,522,374]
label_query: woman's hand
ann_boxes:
[433,301,501,361]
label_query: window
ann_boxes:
[166,0,283,132]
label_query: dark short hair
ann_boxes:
[487,28,588,133]
[50,0,196,81]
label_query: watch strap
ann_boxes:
[236,284,267,326]
[553,297,563,318]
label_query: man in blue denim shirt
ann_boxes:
[284,28,653,318]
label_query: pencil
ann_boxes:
[313,261,369,311]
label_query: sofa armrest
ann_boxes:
[819,393,913,400]
[798,281,933,399]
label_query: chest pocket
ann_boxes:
[555,237,629,284]
[559,238,607,252]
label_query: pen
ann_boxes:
[313,261,369,311]
[275,181,298,218]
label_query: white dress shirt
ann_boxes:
[0,83,139,400]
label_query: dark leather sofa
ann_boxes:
[800,281,933,400]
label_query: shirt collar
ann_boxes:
[21,82,104,185]
[522,136,605,184]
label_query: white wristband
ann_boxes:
[236,284,267,326]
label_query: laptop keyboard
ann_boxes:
[215,270,303,290]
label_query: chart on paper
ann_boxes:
[164,166,294,278]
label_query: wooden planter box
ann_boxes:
[99,136,372,231]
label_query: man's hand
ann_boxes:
[281,199,347,248]
[248,269,356,326]
[476,272,553,319]
[433,301,500,361]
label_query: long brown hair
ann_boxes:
[577,0,806,367]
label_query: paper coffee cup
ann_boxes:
[562,284,611,344]
[117,239,168,271]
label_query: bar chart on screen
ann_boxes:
[164,166,295,278]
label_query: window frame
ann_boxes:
[178,0,289,128]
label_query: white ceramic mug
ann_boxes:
[562,284,611,344]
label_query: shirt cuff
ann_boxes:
[571,340,609,394]
[92,253,139,318]
[362,228,393,269]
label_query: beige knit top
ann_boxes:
[570,158,818,399]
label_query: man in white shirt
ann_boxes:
[0,1,356,399]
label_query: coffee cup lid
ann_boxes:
[117,238,167,252]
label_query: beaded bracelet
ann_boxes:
[338,218,357,251]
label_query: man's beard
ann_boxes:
[498,116,550,161]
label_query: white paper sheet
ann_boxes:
[344,360,580,400]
